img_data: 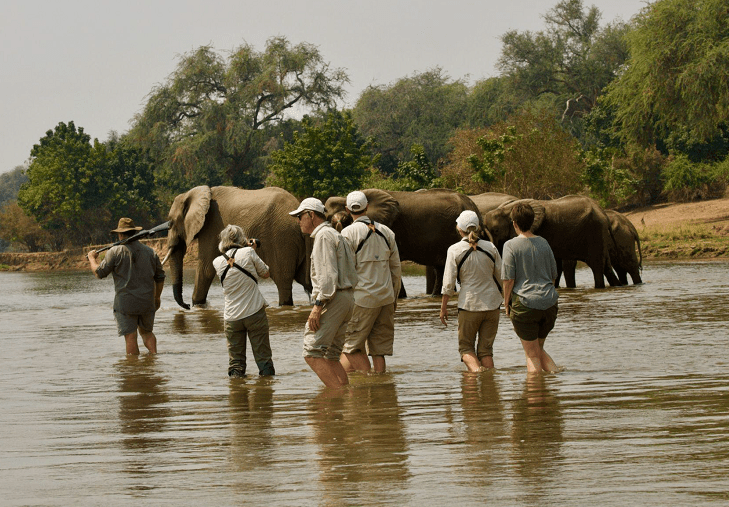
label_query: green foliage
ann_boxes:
[497,0,630,134]
[661,154,729,202]
[581,147,638,208]
[603,0,729,146]
[352,68,468,173]
[267,110,376,200]
[0,201,52,252]
[468,126,519,185]
[17,122,161,248]
[128,37,349,196]
[393,145,437,191]
[466,77,523,128]
[442,110,587,199]
[0,166,28,207]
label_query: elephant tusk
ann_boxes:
[161,250,172,266]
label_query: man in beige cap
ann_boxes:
[87,218,166,355]
[339,191,401,373]
[290,198,358,388]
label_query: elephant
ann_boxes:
[482,195,620,289]
[325,188,483,296]
[560,209,642,287]
[469,192,519,216]
[165,185,312,309]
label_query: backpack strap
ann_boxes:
[220,249,258,286]
[456,244,502,294]
[355,221,391,254]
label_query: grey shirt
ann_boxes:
[502,235,558,310]
[96,242,166,314]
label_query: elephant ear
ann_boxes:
[497,198,545,232]
[362,189,400,226]
[169,185,212,244]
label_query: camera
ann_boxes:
[248,238,261,248]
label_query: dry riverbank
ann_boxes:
[2,197,728,271]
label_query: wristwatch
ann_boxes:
[314,299,325,306]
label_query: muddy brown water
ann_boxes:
[1,261,728,506]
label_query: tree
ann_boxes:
[441,110,587,199]
[267,110,376,200]
[0,166,28,207]
[393,144,438,191]
[498,0,630,131]
[602,0,729,146]
[0,201,51,252]
[352,68,469,173]
[17,122,113,246]
[128,37,349,194]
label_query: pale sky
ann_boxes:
[0,0,647,174]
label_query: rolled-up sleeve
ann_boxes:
[441,246,458,297]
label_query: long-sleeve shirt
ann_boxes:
[341,216,401,308]
[213,247,270,321]
[442,238,502,311]
[310,222,358,302]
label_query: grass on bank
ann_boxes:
[639,222,729,258]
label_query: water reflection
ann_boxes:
[510,375,564,501]
[116,355,171,453]
[171,307,225,335]
[457,372,507,485]
[227,377,276,471]
[309,377,411,505]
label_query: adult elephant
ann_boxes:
[482,195,620,289]
[164,185,311,309]
[560,209,642,287]
[325,188,482,296]
[469,192,519,216]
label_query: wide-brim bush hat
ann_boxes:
[111,217,143,233]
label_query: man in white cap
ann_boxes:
[339,191,401,373]
[87,217,166,355]
[290,197,358,388]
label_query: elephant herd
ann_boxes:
[164,186,642,309]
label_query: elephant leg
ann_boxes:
[431,266,444,296]
[555,258,563,288]
[587,259,606,289]
[425,266,437,295]
[398,282,407,299]
[277,285,294,306]
[629,269,642,285]
[615,268,629,286]
[562,259,577,288]
[192,262,216,306]
[605,266,622,287]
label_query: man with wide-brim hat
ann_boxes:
[87,217,166,355]
[290,198,358,388]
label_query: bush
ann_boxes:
[662,154,715,202]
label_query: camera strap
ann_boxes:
[456,245,502,294]
[220,249,258,286]
[356,222,391,254]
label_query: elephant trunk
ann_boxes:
[168,243,190,310]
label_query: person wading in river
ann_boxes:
[501,203,559,373]
[339,191,401,374]
[87,218,165,355]
[291,198,358,388]
[440,210,503,372]
[213,224,275,378]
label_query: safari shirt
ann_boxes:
[212,247,269,321]
[96,242,165,314]
[341,217,401,308]
[442,238,503,311]
[310,222,358,302]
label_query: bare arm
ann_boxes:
[439,294,451,327]
[503,279,515,316]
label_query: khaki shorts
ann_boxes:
[509,295,558,342]
[343,303,395,356]
[457,308,500,359]
[114,310,155,337]
[303,289,354,361]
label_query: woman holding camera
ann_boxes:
[212,224,275,377]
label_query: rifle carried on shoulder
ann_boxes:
[97,221,172,253]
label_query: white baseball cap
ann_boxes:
[456,210,480,232]
[346,191,368,212]
[290,197,326,216]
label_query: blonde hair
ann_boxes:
[330,211,351,232]
[457,225,481,248]
[218,224,248,253]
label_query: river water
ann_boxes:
[1,261,728,506]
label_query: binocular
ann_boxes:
[249,238,261,248]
